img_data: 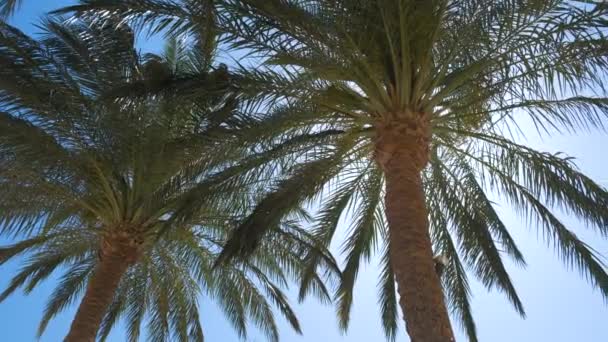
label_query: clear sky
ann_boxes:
[1,1,608,341]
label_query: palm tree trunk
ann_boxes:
[376,114,455,342]
[64,233,138,342]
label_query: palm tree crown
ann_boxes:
[0,17,337,341]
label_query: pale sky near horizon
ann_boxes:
[1,1,608,341]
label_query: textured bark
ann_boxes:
[64,232,140,342]
[375,112,455,342]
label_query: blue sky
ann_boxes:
[1,2,608,341]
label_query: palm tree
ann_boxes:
[56,1,608,341]
[211,1,608,341]
[0,17,337,341]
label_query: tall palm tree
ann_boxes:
[213,1,608,341]
[0,17,337,341]
[57,1,608,341]
[218,1,608,341]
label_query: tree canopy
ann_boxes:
[1,1,608,341]
[0,16,338,341]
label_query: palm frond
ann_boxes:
[450,145,608,300]
[215,138,353,265]
[377,243,399,341]
[0,0,21,18]
[336,167,383,331]
[38,258,95,337]
[427,194,478,342]
[429,151,526,316]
